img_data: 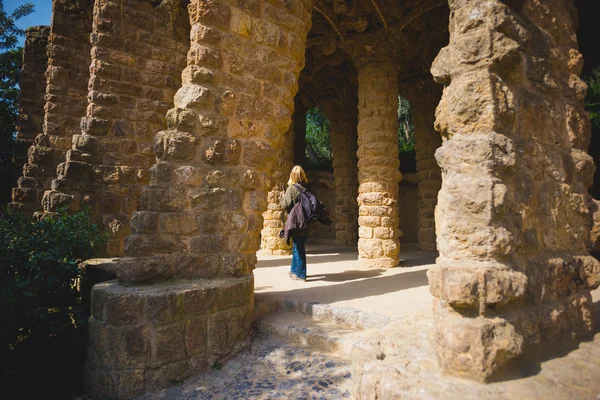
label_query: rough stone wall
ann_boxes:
[402,77,442,252]
[13,26,49,167]
[306,170,336,241]
[398,178,419,244]
[428,0,600,381]
[42,0,190,256]
[260,127,294,255]
[320,96,359,247]
[357,62,402,268]
[86,0,312,397]
[10,1,93,214]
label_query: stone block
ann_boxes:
[185,317,208,355]
[218,276,252,310]
[117,256,173,283]
[433,300,524,382]
[150,322,187,366]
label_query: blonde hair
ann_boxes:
[287,165,308,186]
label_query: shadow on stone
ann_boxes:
[308,269,385,282]
[268,269,429,304]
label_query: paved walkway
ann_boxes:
[254,245,437,318]
[135,334,353,400]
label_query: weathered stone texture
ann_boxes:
[320,95,359,247]
[398,177,419,244]
[13,26,49,166]
[85,278,253,399]
[357,62,402,268]
[86,0,312,397]
[10,0,93,214]
[428,0,600,381]
[402,78,442,252]
[260,128,293,256]
[306,170,336,241]
[43,0,190,256]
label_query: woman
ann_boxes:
[280,165,313,282]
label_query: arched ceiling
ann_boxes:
[298,0,450,108]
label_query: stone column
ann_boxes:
[428,0,600,381]
[260,128,293,255]
[320,98,359,246]
[356,62,401,268]
[10,0,92,214]
[42,0,190,256]
[13,26,49,168]
[85,0,311,397]
[402,77,442,252]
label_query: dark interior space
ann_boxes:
[576,0,600,198]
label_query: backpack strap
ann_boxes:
[293,183,306,193]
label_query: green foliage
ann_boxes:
[585,67,600,130]
[304,107,332,171]
[397,94,415,153]
[0,207,106,399]
[1,1,35,204]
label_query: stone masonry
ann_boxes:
[42,0,190,256]
[85,0,313,398]
[11,0,93,214]
[13,27,49,169]
[260,127,294,256]
[428,0,600,381]
[319,94,359,247]
[356,62,402,269]
[402,77,442,252]
[12,0,600,395]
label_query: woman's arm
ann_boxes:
[280,185,298,212]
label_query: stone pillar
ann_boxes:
[260,128,293,255]
[402,77,442,252]
[42,0,190,256]
[293,96,307,165]
[356,62,401,268]
[428,0,600,381]
[13,26,49,168]
[320,98,359,246]
[85,0,311,397]
[10,0,92,214]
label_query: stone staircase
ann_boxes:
[253,295,398,359]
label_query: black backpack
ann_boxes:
[294,184,332,225]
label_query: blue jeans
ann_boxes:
[291,235,308,280]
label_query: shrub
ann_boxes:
[0,208,106,399]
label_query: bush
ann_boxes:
[0,208,106,399]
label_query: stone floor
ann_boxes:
[135,333,353,400]
[254,244,436,318]
[137,244,600,400]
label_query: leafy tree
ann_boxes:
[304,107,332,170]
[0,207,106,399]
[585,67,600,199]
[397,94,415,154]
[0,1,35,204]
[585,67,600,130]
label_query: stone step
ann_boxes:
[254,294,398,330]
[256,310,377,358]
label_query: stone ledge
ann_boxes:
[85,277,254,400]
